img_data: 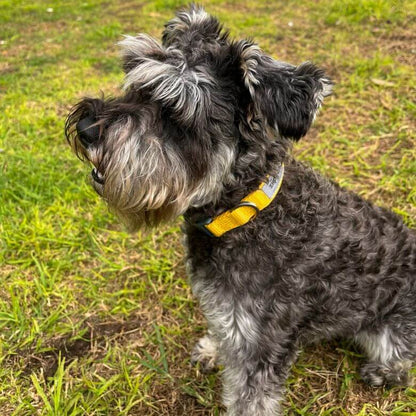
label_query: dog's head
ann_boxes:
[65,5,331,230]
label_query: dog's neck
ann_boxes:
[184,134,291,232]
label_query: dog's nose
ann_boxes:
[76,116,100,147]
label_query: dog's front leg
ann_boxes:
[222,344,298,416]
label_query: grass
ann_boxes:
[0,0,415,415]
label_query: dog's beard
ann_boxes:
[98,120,189,229]
[96,120,236,230]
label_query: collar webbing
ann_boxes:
[196,163,285,237]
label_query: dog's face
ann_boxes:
[65,6,331,230]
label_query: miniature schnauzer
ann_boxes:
[65,6,416,415]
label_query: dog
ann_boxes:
[65,5,416,415]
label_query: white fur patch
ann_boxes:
[191,334,218,370]
[355,327,403,363]
[222,365,283,416]
[239,42,262,97]
[191,270,260,348]
[313,77,333,111]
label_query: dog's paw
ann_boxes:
[361,361,412,387]
[191,335,218,373]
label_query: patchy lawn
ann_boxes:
[0,0,415,415]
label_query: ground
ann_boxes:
[0,0,415,415]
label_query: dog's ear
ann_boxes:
[119,34,213,125]
[235,41,332,140]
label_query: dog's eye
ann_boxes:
[91,168,105,184]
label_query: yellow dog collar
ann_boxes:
[196,163,285,237]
